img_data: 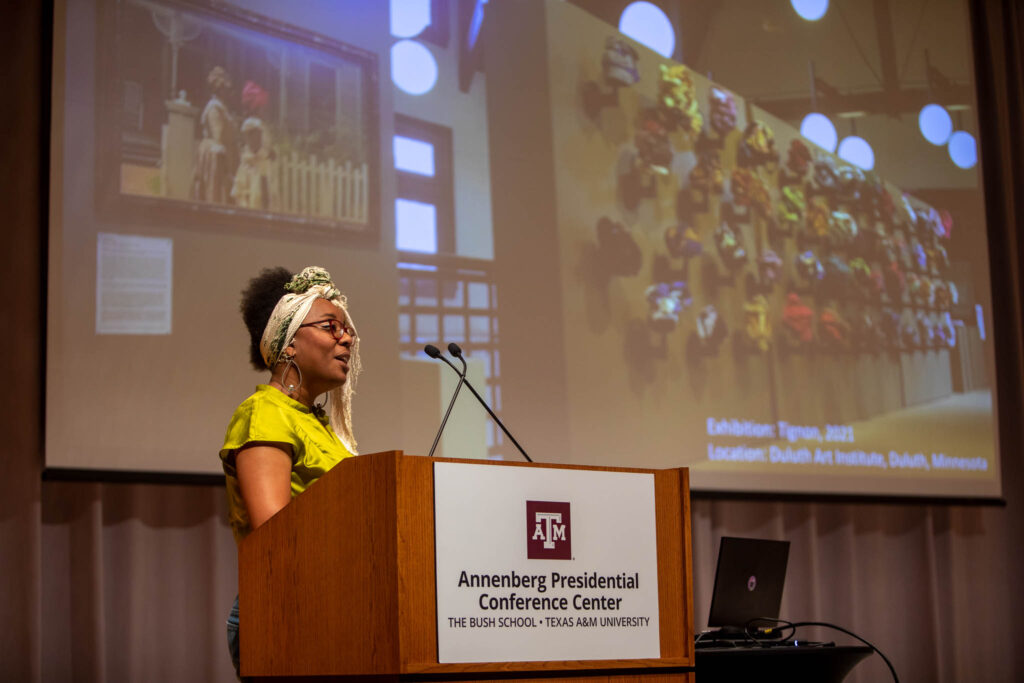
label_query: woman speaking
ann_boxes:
[219,265,361,675]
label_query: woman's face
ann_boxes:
[287,298,353,395]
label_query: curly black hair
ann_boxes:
[240,266,292,370]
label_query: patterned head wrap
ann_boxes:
[259,266,360,453]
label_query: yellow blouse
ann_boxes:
[219,384,354,542]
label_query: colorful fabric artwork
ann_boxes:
[782,293,815,344]
[737,120,778,167]
[657,64,703,135]
[665,224,703,259]
[715,220,747,268]
[696,304,728,350]
[709,87,737,135]
[819,303,850,348]
[759,249,783,283]
[743,294,772,351]
[690,152,723,193]
[778,185,806,229]
[645,281,692,332]
[797,249,825,282]
[635,118,673,175]
[602,36,640,87]
[786,139,812,177]
[813,154,839,192]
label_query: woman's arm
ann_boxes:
[236,444,293,530]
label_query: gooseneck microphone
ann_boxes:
[441,342,533,463]
[424,344,467,458]
[448,342,468,378]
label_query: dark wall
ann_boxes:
[0,1,46,678]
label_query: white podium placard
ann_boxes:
[434,462,661,663]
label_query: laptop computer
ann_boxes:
[705,536,790,639]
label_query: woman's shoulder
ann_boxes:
[230,384,280,416]
[223,386,304,449]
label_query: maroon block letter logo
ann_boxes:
[526,501,571,560]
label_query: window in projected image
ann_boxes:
[394,116,454,253]
[393,115,504,458]
[396,198,437,252]
[398,269,505,458]
[394,136,436,176]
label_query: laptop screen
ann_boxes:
[707,536,790,629]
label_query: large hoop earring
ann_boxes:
[280,355,303,397]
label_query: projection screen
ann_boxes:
[48,0,1001,499]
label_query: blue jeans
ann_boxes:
[227,596,240,678]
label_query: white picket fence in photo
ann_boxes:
[272,152,369,224]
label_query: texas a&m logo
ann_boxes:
[526,501,571,559]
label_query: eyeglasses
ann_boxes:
[298,318,355,341]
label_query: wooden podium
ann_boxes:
[240,451,695,681]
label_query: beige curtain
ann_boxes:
[3,1,1024,681]
[39,483,239,681]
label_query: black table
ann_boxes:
[696,644,874,683]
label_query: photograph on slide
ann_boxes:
[525,1,997,496]
[97,0,378,235]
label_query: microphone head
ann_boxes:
[424,344,442,359]
[448,342,464,358]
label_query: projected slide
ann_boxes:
[48,0,999,499]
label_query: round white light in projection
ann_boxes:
[390,40,438,95]
[390,0,431,38]
[948,130,978,169]
[618,2,675,58]
[800,112,838,152]
[791,0,829,21]
[837,135,875,170]
[918,104,953,145]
